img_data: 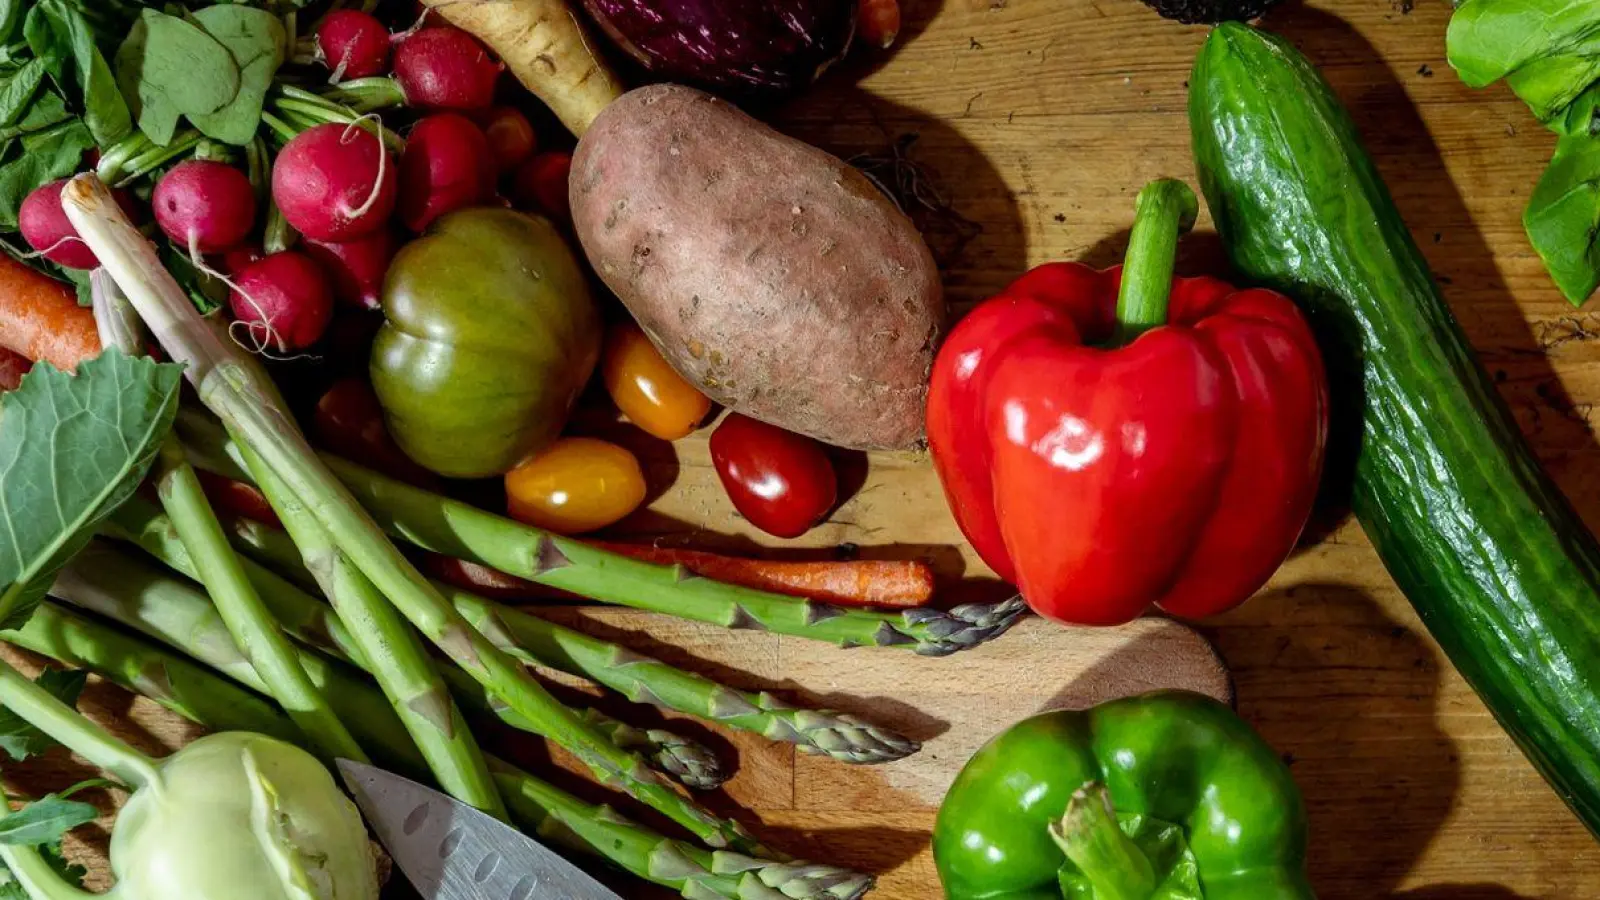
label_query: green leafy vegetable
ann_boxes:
[0,349,183,630]
[0,58,43,129]
[0,117,91,229]
[0,795,96,846]
[0,669,83,761]
[186,6,284,146]
[1526,134,1600,303]
[22,0,130,146]
[1449,0,1600,305]
[1447,0,1600,87]
[114,9,240,148]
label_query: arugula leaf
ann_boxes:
[0,796,96,848]
[187,6,284,146]
[23,0,131,146]
[0,117,92,230]
[115,9,240,148]
[0,669,84,762]
[1526,133,1600,305]
[0,58,43,129]
[0,349,183,630]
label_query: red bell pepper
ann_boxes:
[928,180,1328,626]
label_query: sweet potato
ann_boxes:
[570,84,944,451]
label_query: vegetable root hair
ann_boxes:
[184,244,298,361]
[18,235,88,262]
[342,115,391,223]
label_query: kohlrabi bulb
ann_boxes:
[109,732,378,900]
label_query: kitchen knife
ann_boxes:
[337,759,625,900]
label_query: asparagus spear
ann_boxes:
[90,272,364,764]
[87,528,724,792]
[237,440,507,819]
[7,603,873,899]
[215,503,919,764]
[177,412,1027,656]
[63,176,757,855]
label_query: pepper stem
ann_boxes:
[1112,179,1200,345]
[1049,782,1157,900]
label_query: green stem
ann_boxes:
[82,524,725,791]
[110,131,205,187]
[13,595,871,899]
[217,503,916,765]
[157,441,366,763]
[246,137,271,207]
[0,655,158,788]
[315,76,408,114]
[93,270,362,763]
[260,111,299,146]
[263,201,297,255]
[238,444,506,820]
[179,412,1026,657]
[1048,783,1157,900]
[1112,179,1199,345]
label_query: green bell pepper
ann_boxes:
[934,691,1313,900]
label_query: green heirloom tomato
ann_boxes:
[372,208,601,478]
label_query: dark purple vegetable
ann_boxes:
[580,0,856,100]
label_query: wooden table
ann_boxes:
[8,1,1600,898]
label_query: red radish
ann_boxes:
[511,152,572,224]
[229,252,335,354]
[398,114,496,232]
[272,123,397,242]
[481,107,536,174]
[20,180,137,270]
[153,161,259,256]
[220,244,264,276]
[317,9,392,81]
[393,26,502,111]
[303,229,398,310]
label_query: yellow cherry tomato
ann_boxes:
[504,437,648,534]
[602,322,713,441]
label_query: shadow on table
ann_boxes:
[1207,584,1459,900]
[1391,886,1537,900]
[1251,5,1600,541]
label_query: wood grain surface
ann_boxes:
[7,0,1600,898]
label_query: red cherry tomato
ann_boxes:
[709,415,837,539]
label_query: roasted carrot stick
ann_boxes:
[591,543,935,609]
[0,255,98,371]
[0,346,29,391]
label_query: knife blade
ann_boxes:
[337,759,625,900]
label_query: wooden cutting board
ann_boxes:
[0,612,1230,898]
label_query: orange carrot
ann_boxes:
[0,346,29,391]
[0,255,99,372]
[592,542,935,609]
[858,0,902,49]
[424,553,547,601]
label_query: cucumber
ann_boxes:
[1190,22,1600,833]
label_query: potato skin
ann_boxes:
[570,84,944,450]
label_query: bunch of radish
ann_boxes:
[17,11,575,357]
